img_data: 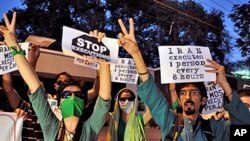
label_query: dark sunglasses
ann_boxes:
[119,97,134,102]
[61,91,84,99]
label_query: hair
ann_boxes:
[238,88,250,98]
[54,72,72,83]
[117,88,136,100]
[175,82,207,113]
[175,82,207,99]
[56,78,88,106]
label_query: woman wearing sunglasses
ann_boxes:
[106,88,151,141]
[0,12,111,141]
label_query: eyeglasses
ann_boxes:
[179,90,200,97]
[119,97,134,102]
[61,91,84,99]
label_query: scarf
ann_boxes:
[106,95,146,141]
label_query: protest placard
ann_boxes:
[62,26,119,63]
[202,83,224,115]
[47,99,62,121]
[110,58,138,84]
[26,35,56,47]
[74,57,100,70]
[0,112,23,141]
[0,43,29,75]
[158,46,215,83]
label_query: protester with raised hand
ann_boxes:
[117,18,249,141]
[0,12,111,141]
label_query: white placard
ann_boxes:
[74,57,100,70]
[158,46,215,83]
[110,58,139,84]
[62,26,119,63]
[202,83,224,115]
[0,43,29,75]
[0,112,23,141]
[47,99,62,121]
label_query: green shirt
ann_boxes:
[137,74,249,141]
[29,86,111,141]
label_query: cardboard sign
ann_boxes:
[0,112,23,141]
[0,43,29,75]
[62,26,119,63]
[158,46,215,83]
[74,57,100,70]
[202,83,224,115]
[110,58,139,84]
[26,35,56,47]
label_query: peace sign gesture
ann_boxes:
[0,12,18,47]
[118,18,140,56]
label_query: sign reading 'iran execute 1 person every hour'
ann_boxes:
[62,26,119,63]
[158,46,215,84]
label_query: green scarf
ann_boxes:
[106,97,147,141]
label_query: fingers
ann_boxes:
[89,30,105,42]
[89,31,94,36]
[93,30,98,37]
[3,13,11,28]
[129,18,134,35]
[118,33,125,46]
[118,19,128,35]
[11,12,17,29]
[97,32,106,42]
[15,108,27,118]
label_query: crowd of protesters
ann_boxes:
[0,11,249,141]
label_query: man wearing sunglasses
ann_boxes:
[106,88,151,141]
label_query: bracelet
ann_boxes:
[138,71,149,75]
[10,46,26,56]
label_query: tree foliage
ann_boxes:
[1,0,232,68]
[229,0,250,64]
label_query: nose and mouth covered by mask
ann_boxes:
[60,96,85,118]
[119,100,134,114]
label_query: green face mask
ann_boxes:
[60,96,85,118]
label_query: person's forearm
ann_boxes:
[131,52,149,82]
[99,63,111,100]
[220,82,233,101]
[10,43,40,93]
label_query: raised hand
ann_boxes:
[0,12,18,47]
[118,18,140,56]
[89,30,106,42]
[205,59,232,99]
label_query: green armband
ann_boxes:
[10,46,26,56]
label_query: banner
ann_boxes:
[0,43,29,75]
[0,112,23,141]
[110,58,138,84]
[158,46,215,83]
[62,26,119,63]
[202,83,224,115]
[74,57,100,70]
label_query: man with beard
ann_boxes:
[116,18,249,141]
